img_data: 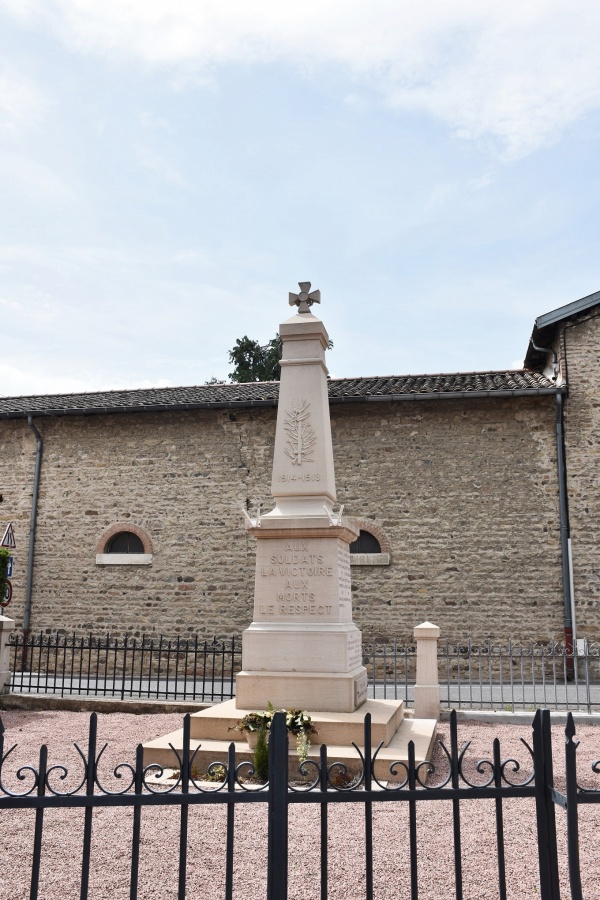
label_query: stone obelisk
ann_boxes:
[236,284,368,713]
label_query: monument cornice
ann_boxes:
[245,521,360,543]
[279,357,329,373]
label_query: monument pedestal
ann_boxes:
[236,668,368,713]
[142,698,438,783]
[237,519,367,713]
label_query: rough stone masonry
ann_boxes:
[0,290,598,644]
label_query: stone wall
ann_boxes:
[0,392,565,643]
[560,311,600,639]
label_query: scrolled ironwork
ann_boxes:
[327,755,364,792]
[193,760,230,792]
[578,756,600,794]
[414,759,437,788]
[233,759,268,792]
[456,740,496,789]
[90,742,136,796]
[45,759,85,796]
[376,758,409,791]
[499,742,535,788]
[288,758,320,791]
[142,742,184,794]
[420,738,453,790]
[0,742,39,797]
[372,740,410,791]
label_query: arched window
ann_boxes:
[347,519,391,566]
[96,523,153,566]
[106,531,145,554]
[350,530,382,555]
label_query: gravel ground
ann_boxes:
[0,710,599,899]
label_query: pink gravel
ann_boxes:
[0,710,599,899]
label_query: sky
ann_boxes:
[1,0,599,396]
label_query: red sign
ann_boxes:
[1,523,16,549]
[1,578,11,608]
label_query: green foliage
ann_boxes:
[228,335,283,383]
[253,725,269,782]
[0,547,10,604]
[204,763,227,783]
[231,703,317,739]
[228,710,271,734]
[296,731,311,764]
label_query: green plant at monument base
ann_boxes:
[253,725,269,782]
[203,764,227,783]
[230,703,318,742]
[0,548,10,604]
[295,730,311,764]
[280,706,318,739]
[229,710,272,735]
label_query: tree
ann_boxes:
[228,335,283,382]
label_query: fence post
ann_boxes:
[565,713,583,900]
[0,615,15,694]
[533,709,561,900]
[267,711,288,900]
[413,621,440,719]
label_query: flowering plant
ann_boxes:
[230,703,317,737]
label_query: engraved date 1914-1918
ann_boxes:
[279,472,321,482]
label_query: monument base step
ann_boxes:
[142,700,437,784]
[186,697,404,746]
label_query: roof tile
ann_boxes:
[0,371,557,419]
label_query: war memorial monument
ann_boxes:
[144,286,437,775]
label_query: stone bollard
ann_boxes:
[413,621,440,720]
[0,615,15,694]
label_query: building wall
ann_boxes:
[0,393,566,643]
[560,312,600,639]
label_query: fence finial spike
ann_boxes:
[565,711,576,741]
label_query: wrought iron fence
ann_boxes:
[0,708,597,899]
[364,638,600,713]
[7,631,600,712]
[8,631,241,702]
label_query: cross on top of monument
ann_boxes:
[289,282,321,314]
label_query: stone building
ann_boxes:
[1,290,599,644]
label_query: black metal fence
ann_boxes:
[366,638,600,712]
[8,631,241,702]
[8,630,600,712]
[0,709,597,899]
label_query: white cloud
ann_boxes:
[2,1,600,158]
[0,361,94,397]
[0,62,46,139]
[134,144,188,186]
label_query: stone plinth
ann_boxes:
[142,699,438,784]
[0,615,15,694]
[413,621,441,720]
[237,518,368,712]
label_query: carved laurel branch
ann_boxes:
[283,397,316,465]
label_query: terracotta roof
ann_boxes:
[0,371,559,419]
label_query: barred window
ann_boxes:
[350,530,381,554]
[106,532,145,554]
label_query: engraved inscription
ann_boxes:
[354,672,369,706]
[254,538,350,622]
[347,632,362,669]
[279,472,321,482]
[337,541,352,606]
[284,398,316,465]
